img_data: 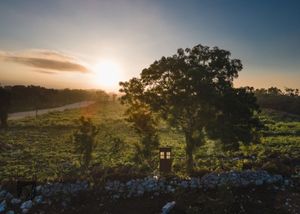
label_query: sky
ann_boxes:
[0,0,299,92]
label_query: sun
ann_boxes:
[93,59,123,91]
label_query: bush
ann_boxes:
[190,168,211,178]
[71,117,98,170]
[262,160,292,175]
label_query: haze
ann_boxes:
[0,0,299,91]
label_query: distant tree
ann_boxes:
[6,85,97,113]
[112,93,117,102]
[285,87,299,97]
[267,87,282,95]
[72,117,99,169]
[120,44,262,173]
[255,87,300,115]
[96,90,109,103]
[0,87,11,128]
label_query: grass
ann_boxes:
[1,101,300,181]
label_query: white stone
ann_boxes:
[34,195,43,204]
[5,192,13,200]
[22,208,29,214]
[10,198,22,205]
[35,185,42,192]
[255,179,263,186]
[0,200,6,212]
[0,191,7,198]
[162,201,176,214]
[20,200,32,210]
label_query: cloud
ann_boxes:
[0,49,89,73]
[33,69,58,75]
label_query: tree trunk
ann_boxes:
[185,132,194,174]
[0,112,8,128]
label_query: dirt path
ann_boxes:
[8,101,95,120]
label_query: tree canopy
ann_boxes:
[255,87,300,116]
[120,44,262,172]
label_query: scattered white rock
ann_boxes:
[10,198,22,205]
[0,190,7,198]
[5,192,13,200]
[284,179,289,186]
[162,201,176,214]
[22,208,29,214]
[20,200,33,210]
[103,170,285,199]
[0,200,7,212]
[35,185,42,192]
[255,179,263,186]
[34,195,43,204]
[39,181,88,197]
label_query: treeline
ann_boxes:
[1,85,113,113]
[255,87,300,115]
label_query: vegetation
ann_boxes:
[0,59,299,181]
[70,117,99,170]
[2,85,110,113]
[255,87,300,115]
[120,44,262,173]
[0,98,299,181]
[119,90,159,170]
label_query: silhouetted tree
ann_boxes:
[255,87,300,115]
[72,117,99,169]
[0,87,11,128]
[285,87,299,97]
[124,98,159,169]
[120,44,262,173]
[96,90,109,103]
[6,85,100,113]
[112,93,117,102]
[267,87,282,95]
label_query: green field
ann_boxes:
[1,101,299,181]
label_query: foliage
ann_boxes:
[3,85,109,113]
[120,92,160,170]
[71,116,99,170]
[120,44,262,173]
[0,99,299,181]
[255,87,300,115]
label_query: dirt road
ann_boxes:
[8,101,95,120]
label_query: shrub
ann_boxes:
[262,160,292,175]
[71,117,98,170]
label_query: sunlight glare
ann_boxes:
[93,59,123,91]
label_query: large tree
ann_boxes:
[0,87,11,128]
[120,44,262,173]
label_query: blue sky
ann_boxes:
[0,0,299,91]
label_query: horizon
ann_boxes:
[1,0,300,92]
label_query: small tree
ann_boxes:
[0,87,11,128]
[104,133,126,165]
[72,117,98,169]
[119,81,159,169]
[130,107,159,170]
